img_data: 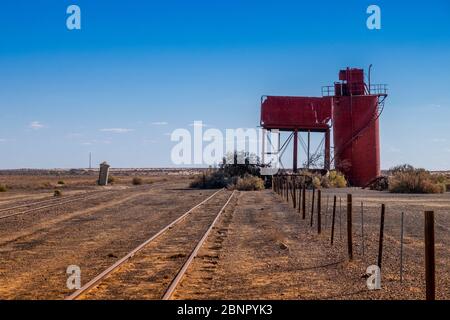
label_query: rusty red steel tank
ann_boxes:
[260,67,387,187]
[331,68,387,187]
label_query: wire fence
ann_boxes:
[272,174,450,300]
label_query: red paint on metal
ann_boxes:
[260,67,387,187]
[261,96,332,131]
[332,95,380,186]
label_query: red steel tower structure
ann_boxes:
[260,67,387,187]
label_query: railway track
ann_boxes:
[0,183,167,221]
[66,188,236,300]
[0,191,101,213]
[0,189,118,220]
[0,181,174,221]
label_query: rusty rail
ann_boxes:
[0,192,111,220]
[0,190,107,214]
[65,188,229,300]
[162,190,236,300]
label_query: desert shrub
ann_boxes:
[389,165,446,194]
[54,190,63,197]
[320,176,331,188]
[220,151,260,177]
[107,175,115,184]
[389,164,415,174]
[190,151,263,190]
[367,176,389,191]
[421,181,446,194]
[312,176,321,189]
[0,184,7,192]
[235,175,265,191]
[132,177,143,185]
[189,172,231,189]
[57,180,65,185]
[328,171,347,188]
[304,171,347,189]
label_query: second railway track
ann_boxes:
[0,190,112,220]
[0,184,160,221]
[67,189,236,300]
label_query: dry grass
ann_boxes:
[302,170,347,189]
[327,171,347,188]
[234,175,265,191]
[389,166,447,194]
[0,175,97,190]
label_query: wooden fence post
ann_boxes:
[339,197,342,239]
[361,201,365,256]
[339,197,342,240]
[331,195,336,245]
[302,185,306,219]
[292,180,297,208]
[347,194,353,260]
[400,212,405,283]
[310,188,315,227]
[424,211,435,301]
[378,204,385,268]
[317,190,322,234]
[286,180,289,202]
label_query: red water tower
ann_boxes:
[260,67,387,187]
[327,68,387,186]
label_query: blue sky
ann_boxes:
[0,0,449,169]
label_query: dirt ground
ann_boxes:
[0,174,214,299]
[174,188,450,300]
[0,172,449,300]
